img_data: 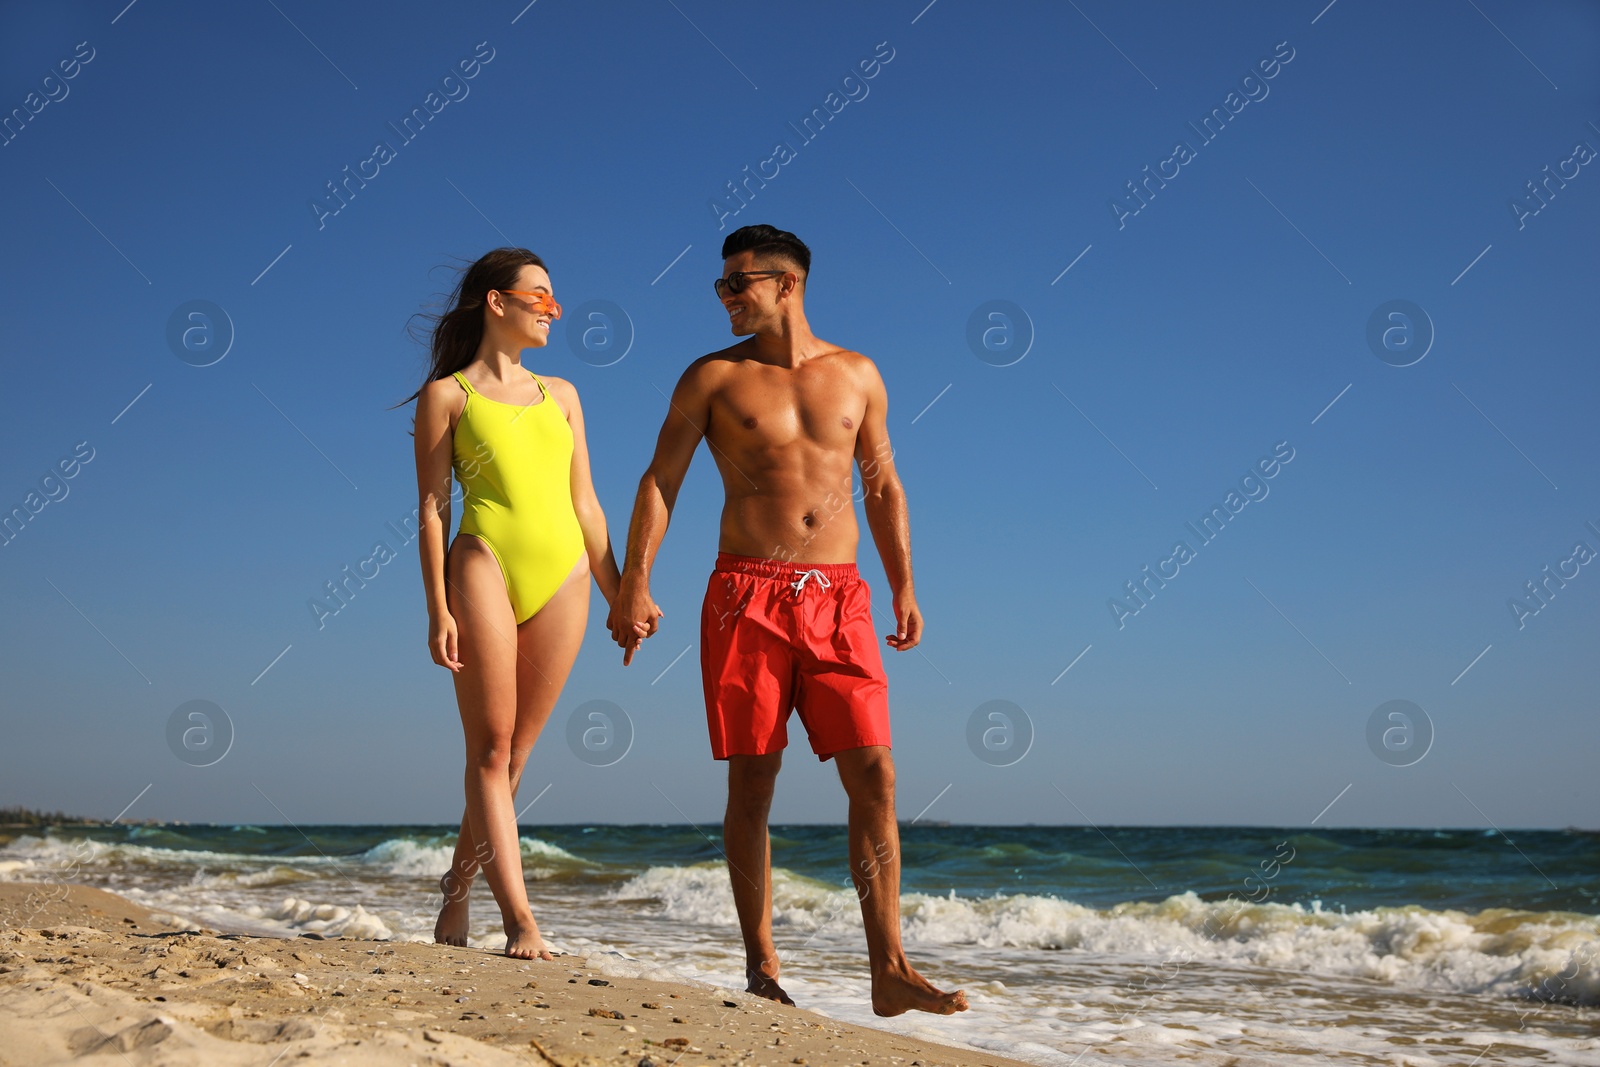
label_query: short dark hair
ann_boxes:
[721,224,811,279]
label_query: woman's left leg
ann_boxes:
[435,557,590,950]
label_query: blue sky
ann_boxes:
[1,0,1596,829]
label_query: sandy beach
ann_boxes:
[0,882,1032,1067]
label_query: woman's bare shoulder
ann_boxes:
[539,374,581,409]
[420,374,467,402]
[415,375,468,426]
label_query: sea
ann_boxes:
[2,824,1596,1066]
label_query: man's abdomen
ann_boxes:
[719,489,860,565]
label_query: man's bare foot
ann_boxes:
[870,965,968,1017]
[746,964,796,1006]
[504,914,552,961]
[433,872,470,946]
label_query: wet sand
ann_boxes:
[0,882,1029,1067]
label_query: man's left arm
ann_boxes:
[855,358,921,651]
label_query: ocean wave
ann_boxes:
[0,834,267,875]
[610,865,1600,1005]
[609,863,852,929]
[0,832,587,882]
[191,864,320,888]
[357,835,587,877]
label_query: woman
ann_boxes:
[407,247,644,959]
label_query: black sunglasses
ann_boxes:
[712,270,787,298]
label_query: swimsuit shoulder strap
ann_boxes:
[451,371,476,396]
[528,370,551,401]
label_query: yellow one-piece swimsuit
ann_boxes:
[451,369,585,624]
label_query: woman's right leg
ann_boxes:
[443,534,550,959]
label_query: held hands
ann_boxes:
[885,591,923,652]
[608,575,664,666]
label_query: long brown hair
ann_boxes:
[399,246,548,406]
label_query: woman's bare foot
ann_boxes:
[870,964,968,1017]
[746,964,795,1006]
[433,872,470,946]
[504,913,552,961]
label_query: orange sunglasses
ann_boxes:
[495,290,562,319]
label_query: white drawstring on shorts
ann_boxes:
[790,568,831,596]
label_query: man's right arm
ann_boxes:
[612,360,714,662]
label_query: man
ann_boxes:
[610,224,966,1017]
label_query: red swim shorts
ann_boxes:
[699,553,892,761]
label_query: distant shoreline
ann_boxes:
[0,807,173,830]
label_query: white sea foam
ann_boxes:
[609,865,1600,1005]
[92,885,395,942]
[0,833,584,882]
[189,864,320,888]
[358,835,586,877]
[609,862,857,930]
[580,949,693,985]
[0,834,270,875]
[254,896,394,939]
